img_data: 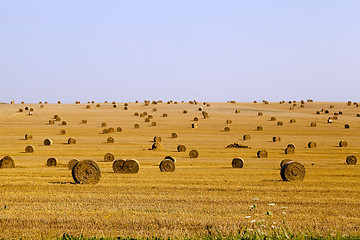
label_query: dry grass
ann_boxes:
[0,101,359,239]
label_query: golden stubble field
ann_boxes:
[0,100,359,239]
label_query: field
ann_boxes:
[0,100,359,239]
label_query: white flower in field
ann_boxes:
[282,212,286,215]
[253,198,259,201]
[268,203,275,206]
[260,225,265,228]
[250,220,256,223]
[248,229,254,231]
[271,225,275,229]
[244,216,251,219]
[282,206,288,209]
[273,222,276,225]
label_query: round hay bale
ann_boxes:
[151,121,157,126]
[177,145,186,152]
[287,143,296,150]
[339,141,348,147]
[290,119,296,123]
[192,123,198,128]
[153,108,157,112]
[55,116,61,121]
[139,113,145,117]
[257,150,268,158]
[345,124,350,129]
[193,117,199,121]
[330,105,334,109]
[44,139,52,146]
[308,142,317,148]
[96,104,101,107]
[25,145,34,153]
[75,101,80,104]
[68,137,76,144]
[112,159,126,173]
[281,161,305,181]
[124,106,128,110]
[277,121,283,126]
[62,121,67,125]
[325,109,329,114]
[145,118,150,122]
[47,157,58,167]
[285,147,295,154]
[19,108,23,112]
[183,110,187,114]
[198,107,203,111]
[86,105,91,109]
[122,159,140,173]
[235,110,240,113]
[58,101,61,104]
[124,103,128,106]
[159,159,175,172]
[68,159,79,170]
[257,126,263,131]
[112,104,117,108]
[333,116,338,120]
[49,120,55,125]
[327,118,333,123]
[117,127,123,132]
[164,156,176,163]
[232,157,244,168]
[60,129,67,135]
[134,112,139,116]
[172,132,178,138]
[134,123,140,129]
[189,150,199,158]
[152,142,163,150]
[0,156,15,168]
[154,136,162,142]
[107,137,114,143]
[224,126,230,132]
[143,112,148,116]
[316,111,320,114]
[108,127,115,133]
[163,113,168,117]
[280,159,293,168]
[112,101,116,104]
[148,115,153,119]
[25,134,33,140]
[310,122,317,127]
[226,120,232,124]
[104,153,114,162]
[103,128,109,134]
[346,155,357,165]
[243,134,251,140]
[270,117,276,121]
[82,120,87,124]
[273,136,281,142]
[72,160,101,184]
[25,107,29,110]
[29,108,34,112]
[101,122,107,127]
[258,112,263,116]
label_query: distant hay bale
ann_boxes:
[153,108,157,112]
[232,157,244,168]
[338,111,343,115]
[224,126,230,132]
[86,105,91,109]
[47,157,58,167]
[339,141,348,147]
[273,136,281,142]
[330,105,334,108]
[235,110,240,113]
[0,156,15,168]
[346,155,357,165]
[117,127,123,132]
[101,122,107,127]
[253,100,257,103]
[310,122,317,127]
[290,119,296,123]
[68,159,79,170]
[300,104,304,108]
[198,107,203,111]
[280,159,293,168]
[192,123,198,128]
[11,101,15,104]
[334,112,338,116]
[316,111,320,114]
[357,114,360,117]
[25,107,29,110]
[96,104,100,107]
[28,111,33,115]
[112,159,126,173]
[40,105,44,108]
[301,100,305,104]
[333,116,338,120]
[151,142,163,150]
[19,109,23,112]
[124,106,128,110]
[104,101,108,103]
[124,103,129,106]
[75,101,80,104]
[134,112,139,116]
[55,116,61,121]
[287,143,296,150]
[145,118,150,122]
[154,136,162,142]
[226,120,232,124]
[202,111,209,119]
[270,117,276,121]
[345,124,350,129]
[159,159,175,172]
[193,117,199,121]
[48,120,55,124]
[112,104,117,108]
[68,137,76,144]
[25,134,33,140]
[172,132,178,138]
[103,128,109,134]
[143,112,148,116]
[189,150,199,158]
[72,160,101,184]
[107,137,114,143]
[348,101,352,106]
[257,150,268,158]
[134,123,140,128]
[25,145,34,153]
[163,113,168,117]
[257,126,263,131]
[183,110,187,114]
[243,134,251,140]
[58,101,61,104]
[62,121,67,125]
[148,115,153,119]
[308,142,317,148]
[82,120,87,124]
[112,101,116,104]
[281,161,305,181]
[29,108,34,111]
[139,113,145,117]
[151,121,157,126]
[264,101,269,104]
[285,147,295,154]
[44,139,52,146]
[108,127,114,133]
[258,112,263,116]
[325,109,329,114]
[277,121,283,126]
[327,118,333,123]
[104,153,114,162]
[177,145,186,152]
[60,129,67,135]
[164,156,176,163]
[123,159,140,173]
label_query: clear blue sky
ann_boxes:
[1,1,359,103]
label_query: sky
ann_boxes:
[1,1,359,103]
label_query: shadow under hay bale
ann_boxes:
[281,161,305,181]
[232,157,244,168]
[72,160,101,184]
[0,156,15,168]
[159,159,175,172]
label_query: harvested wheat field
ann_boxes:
[0,100,360,239]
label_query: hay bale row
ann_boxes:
[112,159,139,173]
